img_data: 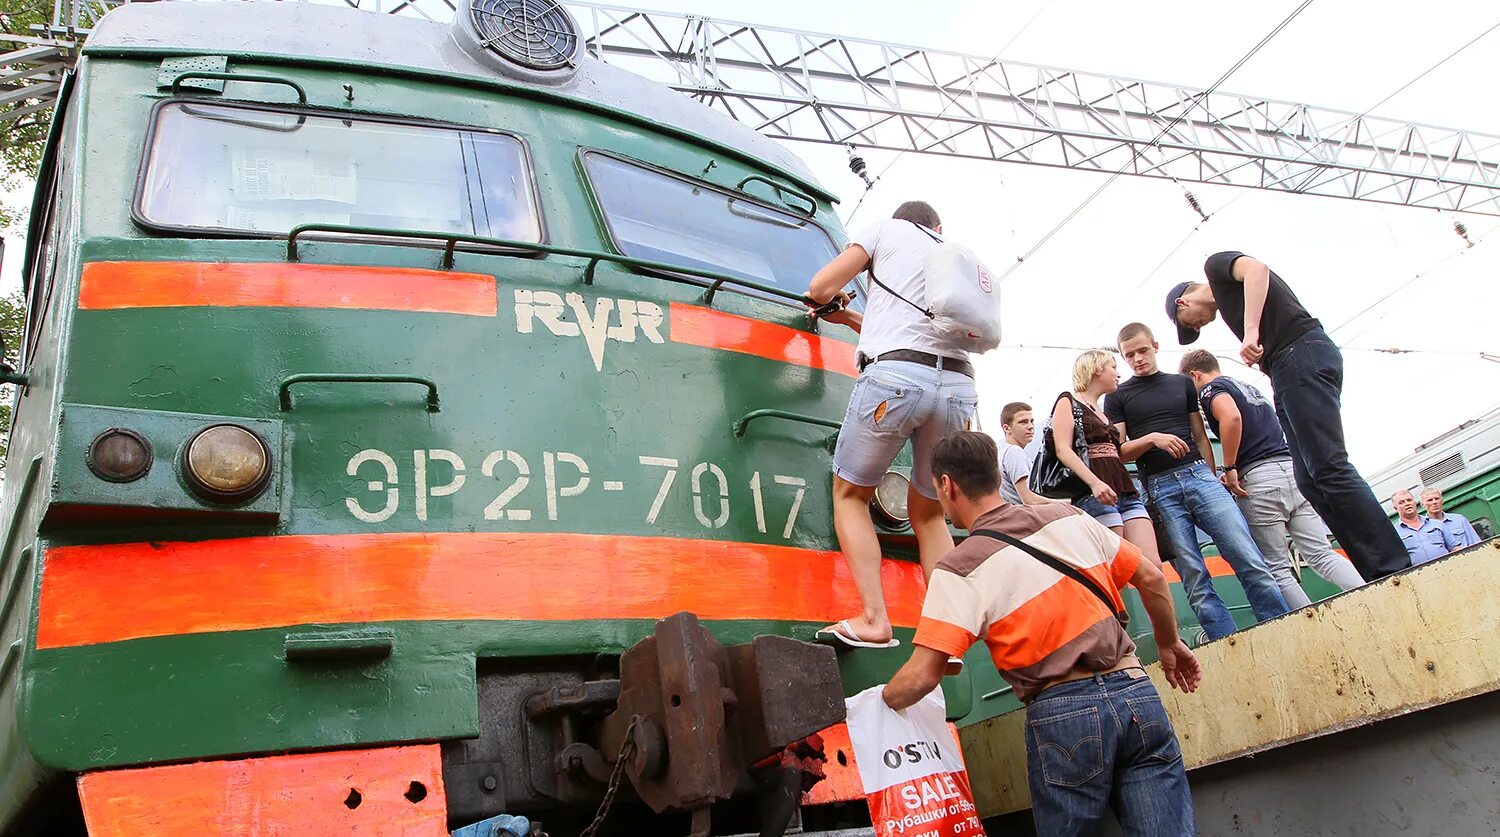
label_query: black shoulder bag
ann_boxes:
[970,527,1128,627]
[1030,392,1090,499]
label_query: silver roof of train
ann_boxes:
[83,2,833,201]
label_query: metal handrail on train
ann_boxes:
[170,71,309,104]
[283,224,813,308]
[735,175,817,216]
[278,373,441,413]
[732,409,842,438]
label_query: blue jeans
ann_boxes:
[1025,670,1196,836]
[1074,493,1151,529]
[831,360,977,499]
[1147,462,1289,639]
[1267,329,1411,581]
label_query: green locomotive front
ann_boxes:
[0,3,966,834]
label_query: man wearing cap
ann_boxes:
[1166,253,1410,582]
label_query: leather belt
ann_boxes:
[857,349,974,378]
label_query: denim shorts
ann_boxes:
[831,360,978,499]
[1074,493,1150,529]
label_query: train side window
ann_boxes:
[135,101,542,241]
[580,151,846,306]
[22,145,64,369]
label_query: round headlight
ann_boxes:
[87,428,152,483]
[871,471,911,526]
[183,424,270,503]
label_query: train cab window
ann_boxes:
[582,151,842,305]
[136,102,542,241]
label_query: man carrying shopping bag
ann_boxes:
[882,432,1203,836]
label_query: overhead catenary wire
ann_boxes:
[1031,11,1500,401]
[996,0,1320,285]
[840,0,1058,227]
[1330,218,1500,343]
[1019,215,1500,402]
[1072,13,1500,325]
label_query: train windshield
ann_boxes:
[137,102,542,241]
[582,152,841,304]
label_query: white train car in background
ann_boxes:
[1368,404,1500,540]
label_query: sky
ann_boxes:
[3,0,1498,474]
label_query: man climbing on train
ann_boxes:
[803,200,979,649]
[1167,253,1412,582]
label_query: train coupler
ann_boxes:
[598,611,845,828]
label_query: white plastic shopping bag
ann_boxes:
[845,685,986,837]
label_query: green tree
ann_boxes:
[0,288,23,474]
[1,0,57,229]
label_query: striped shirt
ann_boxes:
[912,503,1144,703]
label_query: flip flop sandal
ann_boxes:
[814,619,901,649]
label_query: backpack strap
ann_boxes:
[861,221,937,319]
[907,220,943,243]
[970,528,1129,626]
[865,260,933,319]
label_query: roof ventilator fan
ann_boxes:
[455,0,582,83]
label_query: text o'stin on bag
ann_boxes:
[882,740,944,769]
[845,686,987,837]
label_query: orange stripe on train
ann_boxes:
[78,745,447,836]
[78,261,499,316]
[669,302,859,378]
[36,532,925,649]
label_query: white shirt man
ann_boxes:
[804,201,978,649]
[998,401,1059,507]
[847,219,972,362]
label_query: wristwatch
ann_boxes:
[1221,465,1238,473]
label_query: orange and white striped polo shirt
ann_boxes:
[912,503,1144,703]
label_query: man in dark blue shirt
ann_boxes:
[1105,323,1288,640]
[1166,252,1411,582]
[1180,350,1364,608]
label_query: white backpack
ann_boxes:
[867,222,1001,353]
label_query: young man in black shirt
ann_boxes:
[1106,323,1288,639]
[1166,252,1411,582]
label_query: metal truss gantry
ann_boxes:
[6,0,1500,215]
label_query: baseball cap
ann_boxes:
[1164,281,1200,345]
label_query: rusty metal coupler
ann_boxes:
[597,612,846,830]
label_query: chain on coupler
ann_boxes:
[847,144,875,190]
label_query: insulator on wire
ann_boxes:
[847,144,875,190]
[1184,190,1210,222]
[1454,219,1474,248]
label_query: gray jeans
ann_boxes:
[1237,457,1366,607]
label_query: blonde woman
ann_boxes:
[1049,350,1165,565]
